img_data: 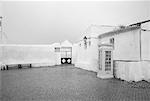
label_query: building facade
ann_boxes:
[98,25,150,81]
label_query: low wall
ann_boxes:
[114,60,150,82]
[1,45,56,67]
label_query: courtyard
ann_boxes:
[1,65,150,101]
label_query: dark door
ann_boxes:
[61,58,71,64]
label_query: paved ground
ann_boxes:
[1,65,150,101]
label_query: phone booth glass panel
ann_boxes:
[97,44,113,79]
[105,51,112,71]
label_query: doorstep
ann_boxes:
[97,71,113,79]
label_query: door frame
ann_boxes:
[61,47,72,64]
[98,44,113,75]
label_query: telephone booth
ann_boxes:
[97,44,113,79]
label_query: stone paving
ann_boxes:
[1,65,150,101]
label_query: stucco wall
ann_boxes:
[72,44,78,64]
[75,39,99,72]
[114,29,140,60]
[99,29,141,61]
[115,61,150,82]
[0,46,3,64]
[141,30,150,60]
[99,28,150,82]
[0,41,77,67]
[1,45,56,66]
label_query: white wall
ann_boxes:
[141,30,150,60]
[51,43,61,65]
[115,61,150,82]
[1,41,76,67]
[0,3,2,17]
[75,38,99,72]
[99,29,141,61]
[99,28,150,82]
[2,45,56,66]
[114,29,140,60]
[0,46,3,64]
[72,43,78,64]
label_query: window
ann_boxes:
[61,47,72,58]
[84,40,87,49]
[110,38,114,44]
[61,52,66,58]
[61,47,71,52]
[79,43,81,47]
[55,47,60,52]
[105,51,111,71]
[89,41,91,46]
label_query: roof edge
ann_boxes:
[98,26,140,39]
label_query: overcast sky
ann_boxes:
[0,1,150,44]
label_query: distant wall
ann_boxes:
[0,43,78,67]
[1,45,56,66]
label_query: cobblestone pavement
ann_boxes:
[1,65,150,101]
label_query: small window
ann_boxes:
[110,38,114,44]
[55,47,60,52]
[89,41,91,46]
[79,43,81,47]
[84,41,87,49]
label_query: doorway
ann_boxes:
[61,47,72,64]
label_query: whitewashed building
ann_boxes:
[53,40,73,65]
[97,24,150,82]
[75,22,150,82]
[75,26,116,72]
